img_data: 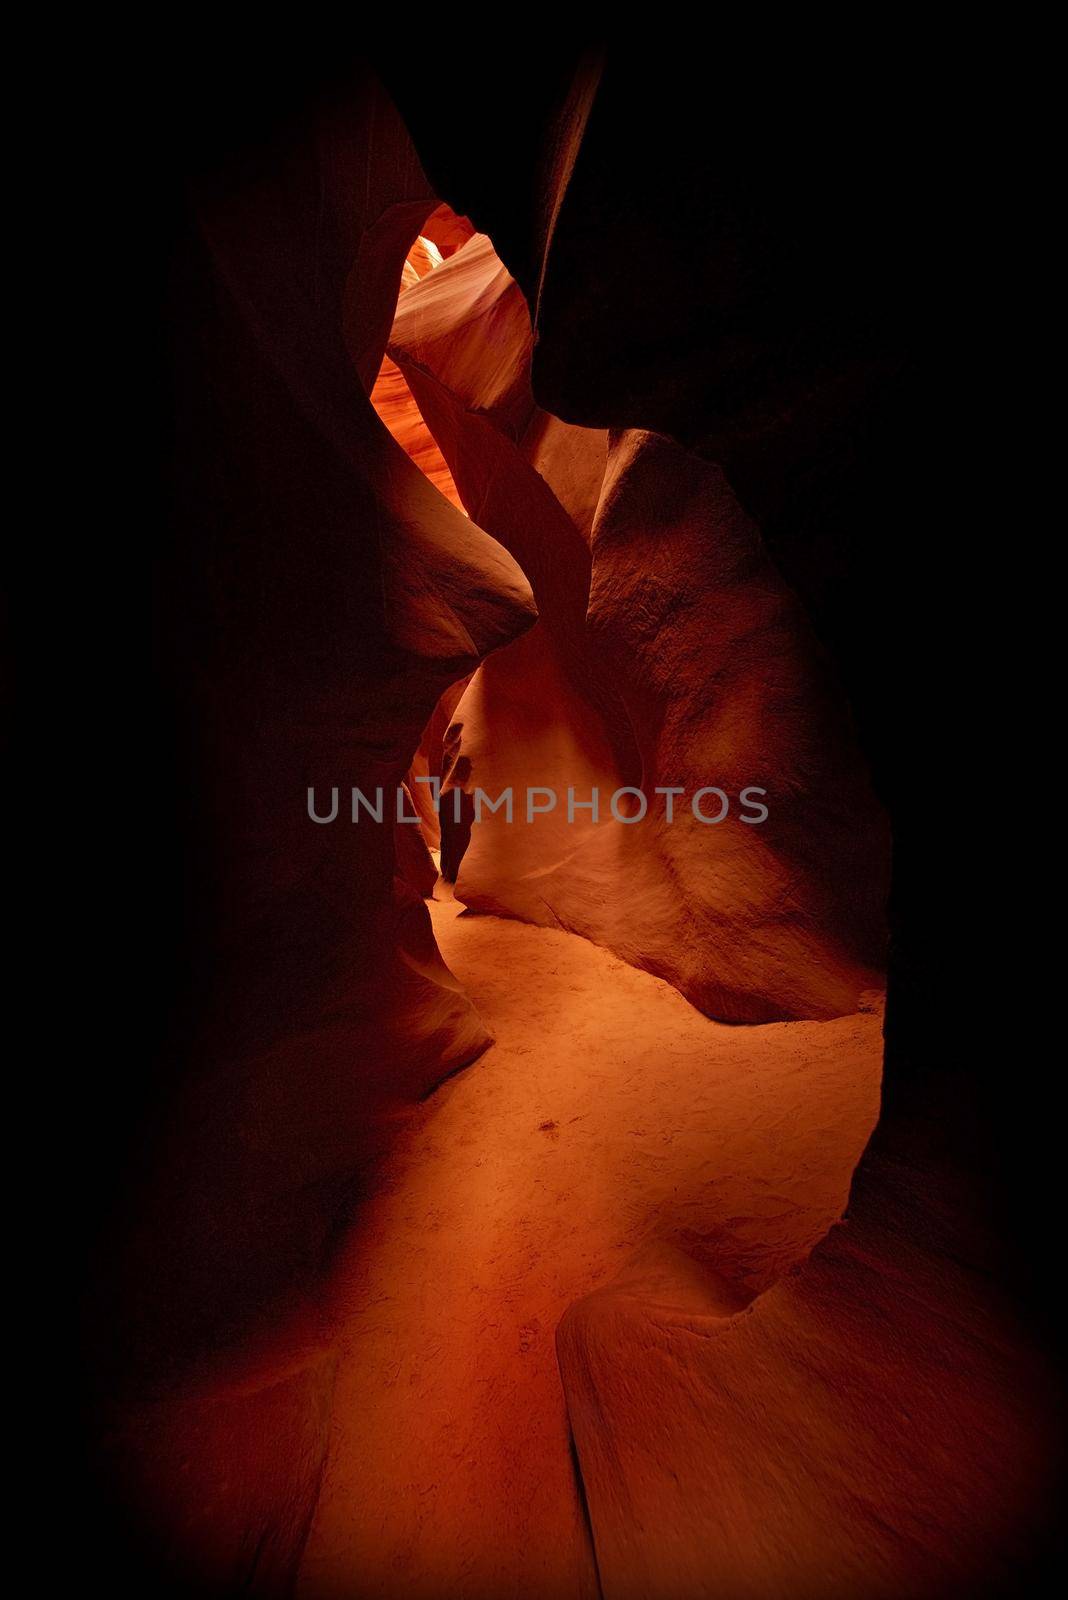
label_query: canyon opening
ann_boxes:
[75,39,1061,1600]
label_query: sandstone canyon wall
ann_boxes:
[386,41,1062,1600]
[385,230,889,1022]
[81,71,538,1593]
[69,34,1059,1600]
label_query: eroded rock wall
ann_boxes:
[388,43,1060,1595]
[388,233,888,1021]
[89,71,536,1592]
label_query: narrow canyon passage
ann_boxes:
[75,53,1061,1597]
[298,885,883,1599]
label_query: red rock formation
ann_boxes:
[559,1196,1058,1598]
[77,39,1057,1600]
[369,354,463,510]
[86,74,536,1592]
[387,43,1061,1597]
[421,201,476,258]
[388,233,888,1021]
[405,675,470,853]
[368,215,477,512]
[138,92,537,1371]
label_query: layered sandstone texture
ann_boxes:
[384,232,889,1022]
[384,44,1060,1600]
[93,80,536,1593]
[87,43,1059,1600]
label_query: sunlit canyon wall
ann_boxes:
[81,45,1059,1600]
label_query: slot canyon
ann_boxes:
[73,37,1061,1600]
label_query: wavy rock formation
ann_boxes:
[388,45,1060,1597]
[91,75,536,1593]
[558,1194,1057,1599]
[387,233,888,1020]
[82,41,1057,1600]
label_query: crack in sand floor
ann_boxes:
[297,886,882,1599]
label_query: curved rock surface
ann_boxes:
[386,44,1061,1597]
[559,1193,1057,1599]
[90,73,536,1594]
[81,41,1058,1600]
[388,234,888,1020]
[297,891,885,1599]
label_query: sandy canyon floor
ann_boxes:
[297,884,883,1599]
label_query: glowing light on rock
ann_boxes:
[371,231,466,512]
